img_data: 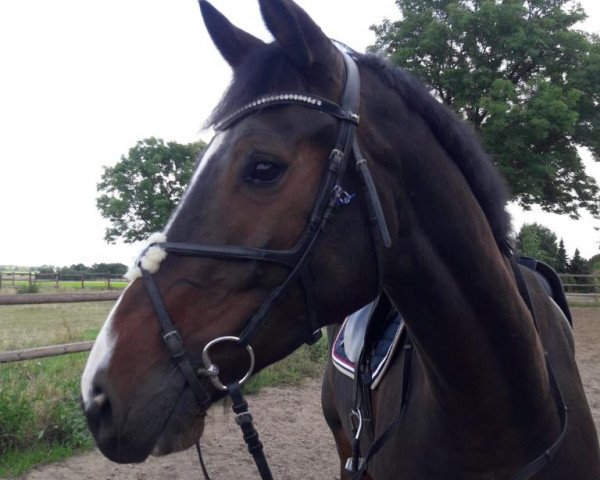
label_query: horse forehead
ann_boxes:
[187,132,228,192]
[165,132,229,232]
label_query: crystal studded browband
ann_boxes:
[215,92,360,131]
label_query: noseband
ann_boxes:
[137,51,391,479]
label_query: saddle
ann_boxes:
[332,257,572,387]
[332,301,404,388]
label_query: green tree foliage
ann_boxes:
[55,263,127,275]
[588,253,600,273]
[371,0,600,218]
[97,137,206,243]
[37,265,56,274]
[567,248,592,292]
[556,238,569,272]
[568,248,590,275]
[60,264,90,274]
[90,263,127,275]
[516,222,559,268]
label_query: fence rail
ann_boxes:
[0,270,127,290]
[0,273,597,364]
[558,273,599,300]
[0,341,94,363]
[0,291,121,305]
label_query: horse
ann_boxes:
[80,0,600,478]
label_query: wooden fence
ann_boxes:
[0,270,127,290]
[559,274,600,302]
[0,274,598,364]
[0,292,121,364]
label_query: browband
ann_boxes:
[215,92,360,131]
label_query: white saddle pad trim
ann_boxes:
[331,316,405,390]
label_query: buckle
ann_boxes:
[349,408,363,440]
[235,411,253,426]
[163,331,186,359]
[344,457,365,473]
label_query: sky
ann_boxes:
[0,0,598,268]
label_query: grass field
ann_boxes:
[0,280,128,295]
[0,300,327,477]
[0,301,115,477]
[0,302,114,351]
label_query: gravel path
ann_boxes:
[14,307,599,480]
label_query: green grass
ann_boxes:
[0,354,94,478]
[0,301,329,477]
[243,336,328,394]
[0,301,114,351]
[0,280,128,294]
[0,303,114,477]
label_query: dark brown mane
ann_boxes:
[356,52,511,246]
[207,44,512,246]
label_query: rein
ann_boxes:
[136,50,391,479]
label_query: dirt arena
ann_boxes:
[15,307,600,480]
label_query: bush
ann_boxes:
[15,284,39,294]
[243,334,329,395]
[0,356,93,477]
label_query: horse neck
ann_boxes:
[363,87,557,432]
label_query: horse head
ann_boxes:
[81,0,387,463]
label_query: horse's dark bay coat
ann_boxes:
[81,0,600,478]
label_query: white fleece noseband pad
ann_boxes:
[125,232,168,281]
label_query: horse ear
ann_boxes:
[200,0,265,69]
[258,0,340,70]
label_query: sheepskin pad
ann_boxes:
[125,232,168,281]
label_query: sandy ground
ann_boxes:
[14,308,599,480]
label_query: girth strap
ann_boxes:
[505,249,568,480]
[349,336,413,480]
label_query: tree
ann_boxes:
[60,264,90,274]
[567,248,592,292]
[515,223,559,268]
[90,263,128,275]
[37,265,56,274]
[556,239,569,273]
[568,248,589,275]
[371,0,600,219]
[588,253,600,273]
[97,137,206,243]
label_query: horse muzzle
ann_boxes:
[82,364,207,463]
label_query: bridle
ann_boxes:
[137,50,391,479]
[136,46,567,480]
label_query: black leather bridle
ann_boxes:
[136,47,566,480]
[137,50,391,479]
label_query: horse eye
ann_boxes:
[244,157,286,186]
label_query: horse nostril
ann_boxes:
[91,392,108,412]
[84,385,113,432]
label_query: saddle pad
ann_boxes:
[332,309,404,389]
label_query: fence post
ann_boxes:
[108,275,112,290]
[55,274,60,289]
[81,274,85,289]
[0,270,2,290]
[29,270,33,288]
[12,271,15,286]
